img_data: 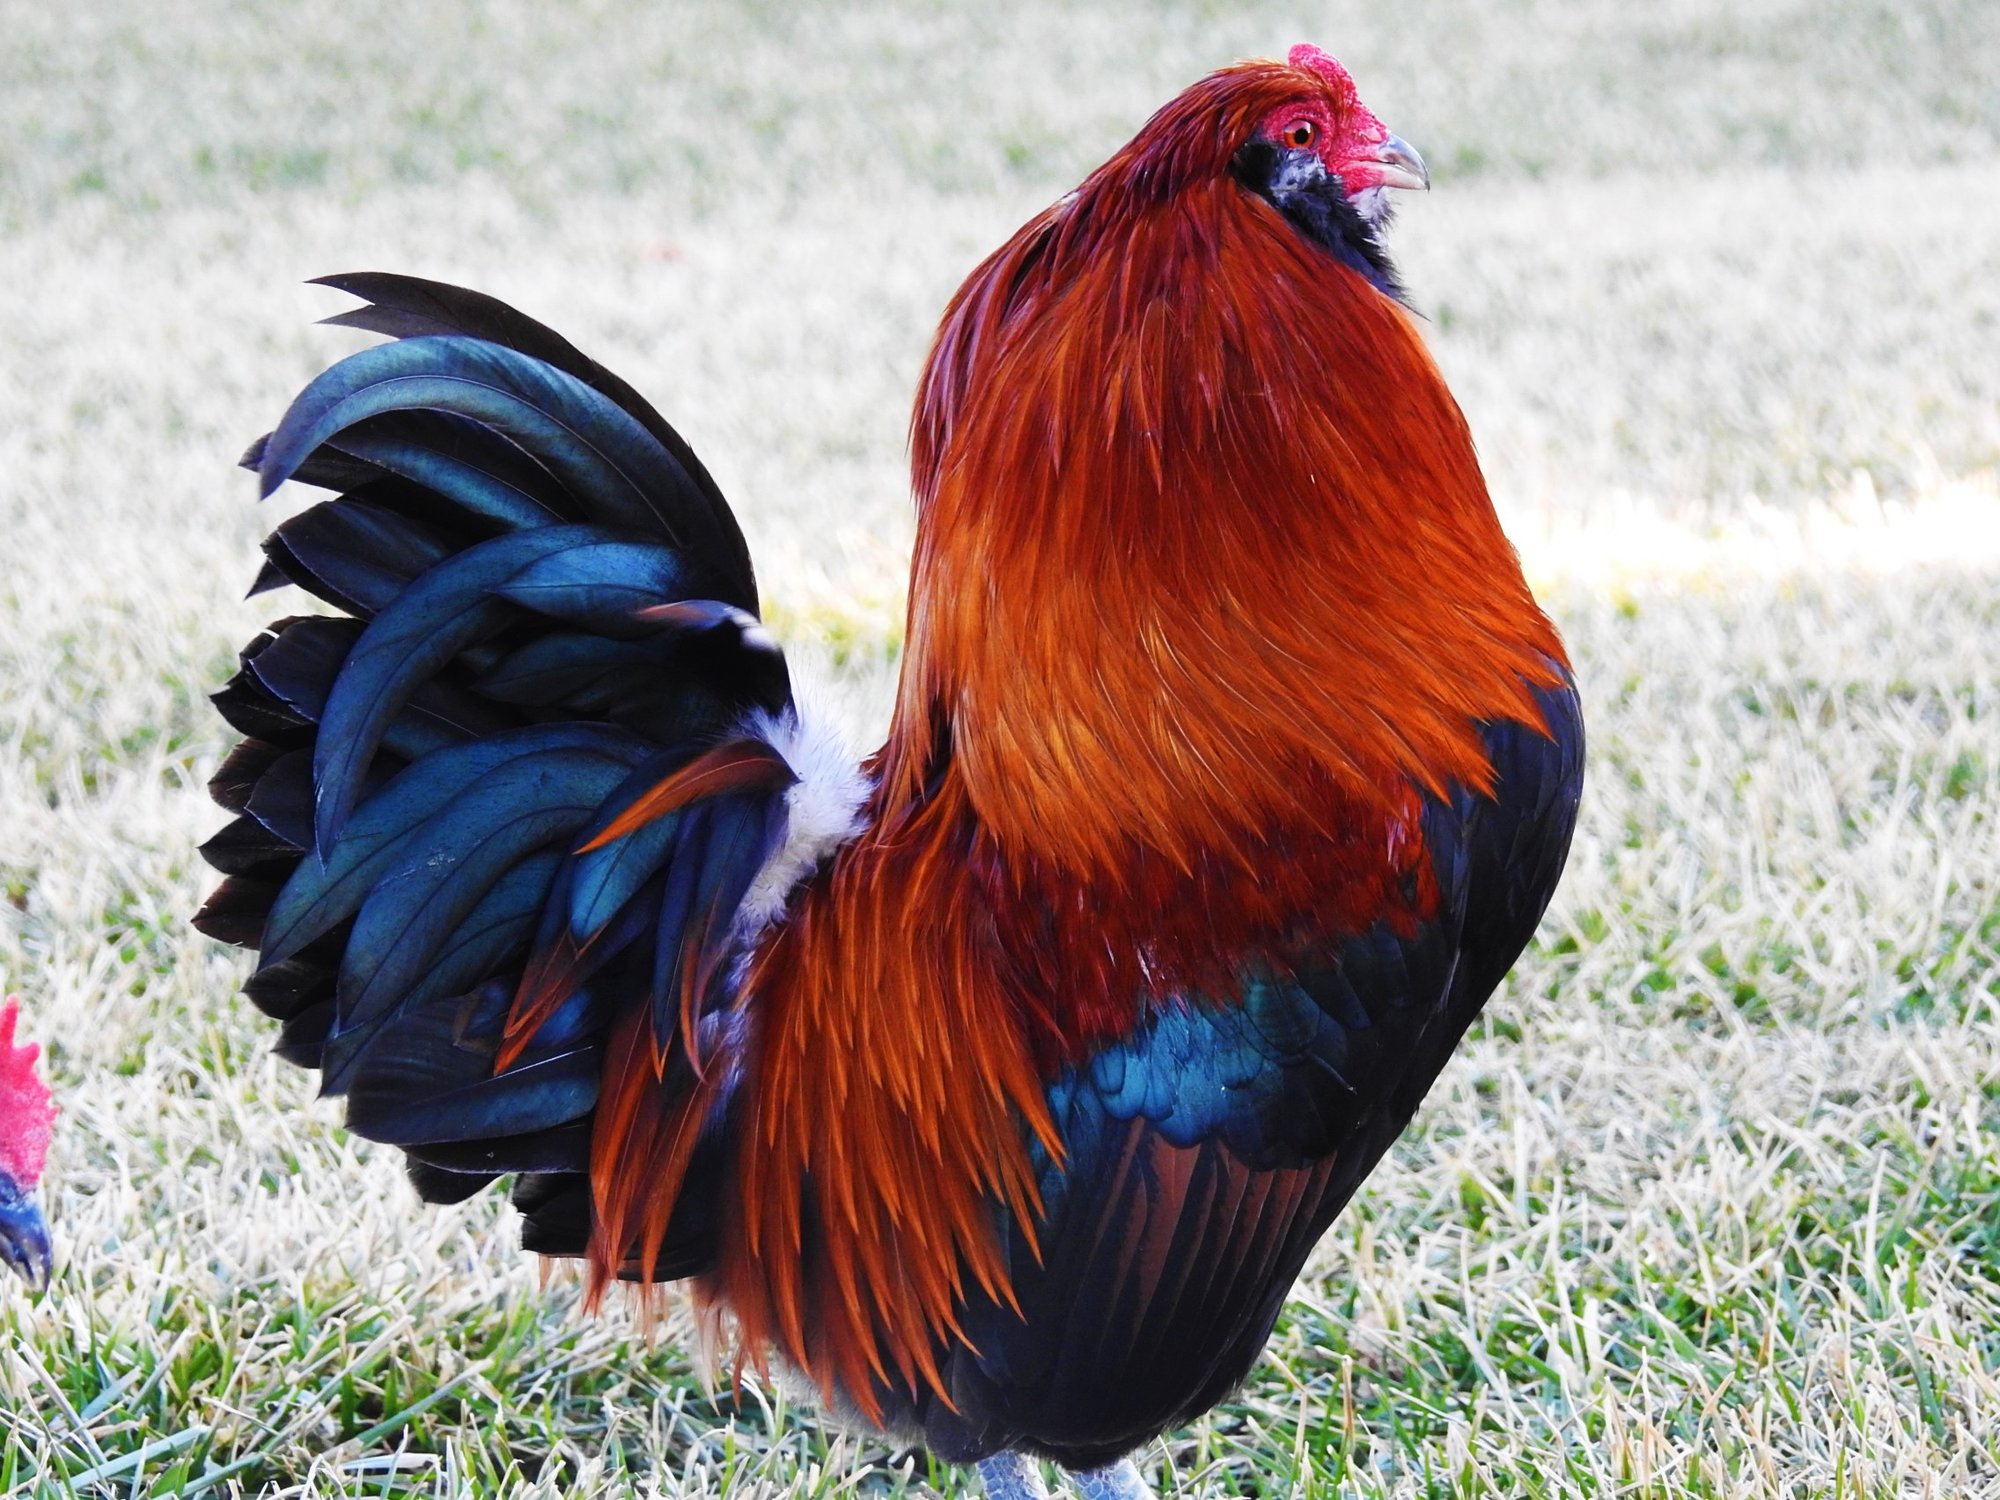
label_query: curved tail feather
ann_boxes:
[197,275,841,1284]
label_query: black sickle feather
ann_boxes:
[310,272,752,599]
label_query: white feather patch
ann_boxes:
[734,684,873,943]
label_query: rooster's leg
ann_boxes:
[976,1451,1050,1500]
[1069,1459,1156,1500]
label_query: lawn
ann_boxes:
[1,1,1996,1495]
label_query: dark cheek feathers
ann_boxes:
[1230,140,1407,303]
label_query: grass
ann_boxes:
[2,1,1997,1494]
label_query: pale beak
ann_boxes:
[1372,133,1431,192]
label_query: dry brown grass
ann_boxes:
[1,2,1996,1495]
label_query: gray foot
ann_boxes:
[1070,1458,1157,1500]
[977,1450,1051,1500]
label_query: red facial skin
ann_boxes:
[1260,44,1404,191]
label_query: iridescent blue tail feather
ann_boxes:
[197,275,800,1275]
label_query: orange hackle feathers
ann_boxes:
[712,776,1061,1420]
[894,59,1566,892]
[575,740,795,855]
[589,1001,720,1290]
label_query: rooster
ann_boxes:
[0,997,55,1290]
[197,45,1582,1499]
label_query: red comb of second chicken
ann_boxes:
[0,997,53,1190]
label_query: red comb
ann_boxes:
[0,996,55,1188]
[1287,44,1359,106]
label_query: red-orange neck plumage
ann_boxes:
[897,67,1562,870]
[714,59,1565,1417]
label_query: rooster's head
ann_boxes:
[1228,44,1430,297]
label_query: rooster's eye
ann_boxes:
[1281,119,1317,150]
